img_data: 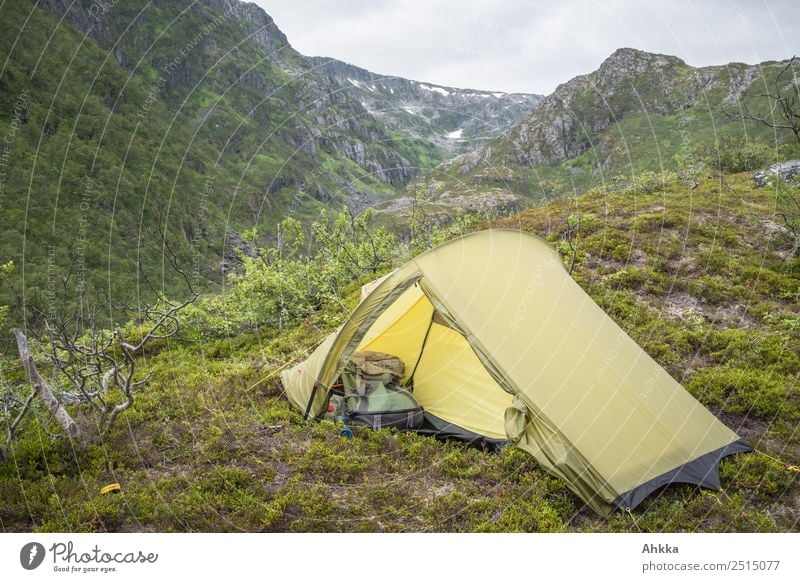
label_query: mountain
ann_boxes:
[395,48,796,218]
[307,56,541,153]
[0,0,537,310]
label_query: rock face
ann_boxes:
[39,0,414,189]
[442,48,795,178]
[754,160,800,187]
[307,57,542,153]
[222,228,259,274]
[18,0,530,289]
[388,48,796,224]
[501,48,690,167]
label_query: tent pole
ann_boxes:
[406,311,435,387]
[303,382,321,420]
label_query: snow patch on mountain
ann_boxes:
[418,83,450,96]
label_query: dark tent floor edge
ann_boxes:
[613,440,753,510]
[416,411,510,452]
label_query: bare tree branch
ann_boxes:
[722,56,800,148]
[5,388,36,444]
[561,216,579,276]
[14,330,80,439]
[106,328,135,430]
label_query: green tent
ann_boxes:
[281,229,750,515]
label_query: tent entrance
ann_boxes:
[354,282,513,440]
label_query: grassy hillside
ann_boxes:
[0,0,448,317]
[1,170,798,532]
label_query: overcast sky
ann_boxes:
[253,0,799,95]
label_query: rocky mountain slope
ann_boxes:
[307,56,540,153]
[1,5,797,534]
[398,48,797,217]
[38,0,427,189]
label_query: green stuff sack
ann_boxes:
[342,352,423,430]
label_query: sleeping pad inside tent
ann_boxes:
[280,229,751,515]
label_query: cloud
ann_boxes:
[255,0,799,94]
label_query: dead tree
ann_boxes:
[13,330,80,440]
[725,56,799,149]
[3,225,197,445]
[561,217,579,276]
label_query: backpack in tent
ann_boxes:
[339,351,424,430]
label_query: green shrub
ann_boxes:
[474,496,567,532]
[720,454,798,503]
[226,212,400,331]
[607,170,677,194]
[687,275,741,304]
[696,137,776,173]
[773,180,800,258]
[603,266,668,294]
[687,366,797,421]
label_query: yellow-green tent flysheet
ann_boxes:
[280,229,750,515]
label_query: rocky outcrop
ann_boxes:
[221,228,259,274]
[503,48,689,167]
[38,0,538,200]
[307,56,541,153]
[441,147,494,175]
[754,160,800,187]
[441,49,794,181]
[38,0,542,212]
[377,188,525,228]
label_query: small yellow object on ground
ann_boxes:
[100,483,121,495]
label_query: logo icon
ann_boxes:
[20,542,45,570]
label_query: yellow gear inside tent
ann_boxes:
[280,229,750,515]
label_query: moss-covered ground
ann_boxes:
[1,172,798,532]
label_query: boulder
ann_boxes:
[754,160,800,187]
